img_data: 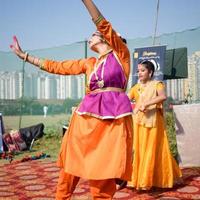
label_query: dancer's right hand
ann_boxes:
[10,36,25,59]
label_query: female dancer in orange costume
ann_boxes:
[128,60,182,190]
[10,0,133,199]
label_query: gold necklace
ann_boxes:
[138,81,149,96]
[94,49,112,88]
[94,60,106,88]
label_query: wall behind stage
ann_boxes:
[173,104,200,167]
[0,114,4,152]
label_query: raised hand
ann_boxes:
[81,0,102,23]
[10,36,25,59]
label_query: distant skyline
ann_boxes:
[1,0,200,52]
[1,50,200,101]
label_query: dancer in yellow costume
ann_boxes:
[128,60,182,190]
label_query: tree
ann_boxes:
[63,98,81,114]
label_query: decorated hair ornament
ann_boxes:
[117,32,127,44]
[149,59,160,71]
[140,59,160,71]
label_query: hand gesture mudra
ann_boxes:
[10,36,26,60]
[10,35,39,65]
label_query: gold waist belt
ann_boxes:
[89,87,125,94]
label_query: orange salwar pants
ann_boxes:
[56,169,116,200]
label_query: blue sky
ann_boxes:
[1,0,200,52]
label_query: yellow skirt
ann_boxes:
[128,110,182,189]
[57,111,133,180]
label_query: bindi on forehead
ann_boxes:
[138,64,145,69]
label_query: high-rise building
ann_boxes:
[57,75,67,99]
[37,75,46,99]
[166,79,185,101]
[71,76,78,99]
[183,51,200,102]
[77,75,85,99]
[1,53,198,102]
[0,71,21,99]
[48,75,57,99]
[24,73,37,98]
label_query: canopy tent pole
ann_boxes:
[18,60,25,129]
[153,0,160,46]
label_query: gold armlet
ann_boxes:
[94,15,104,25]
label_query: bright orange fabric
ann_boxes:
[89,179,116,200]
[96,19,130,81]
[43,19,130,93]
[42,18,133,181]
[56,169,79,200]
[56,169,116,200]
[57,112,133,180]
[128,81,182,189]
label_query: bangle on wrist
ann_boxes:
[32,56,35,65]
[23,52,28,62]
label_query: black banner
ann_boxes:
[132,45,166,85]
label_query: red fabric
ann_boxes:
[3,130,27,152]
[2,160,200,199]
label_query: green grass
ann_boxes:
[1,114,71,164]
[2,135,62,164]
[1,112,178,164]
[3,114,70,132]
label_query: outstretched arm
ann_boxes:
[81,0,104,23]
[10,36,42,68]
[10,36,88,75]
